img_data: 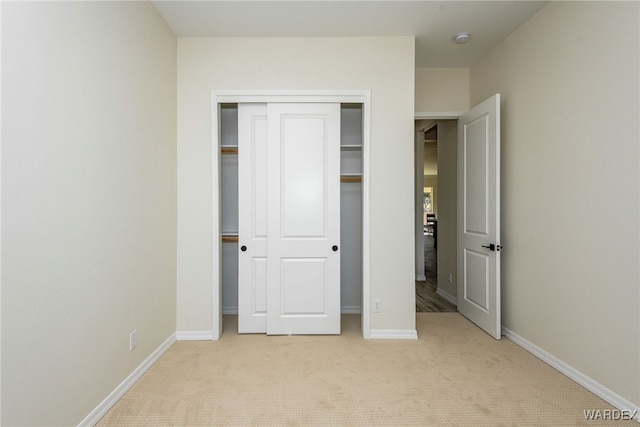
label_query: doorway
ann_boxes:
[414,95,502,337]
[212,90,372,339]
[414,120,458,313]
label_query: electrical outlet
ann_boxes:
[373,299,381,313]
[448,273,453,284]
[129,330,137,351]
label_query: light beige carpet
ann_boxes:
[98,314,633,426]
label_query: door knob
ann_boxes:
[332,245,339,252]
[241,245,247,252]
[480,244,503,252]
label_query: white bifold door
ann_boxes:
[238,103,341,335]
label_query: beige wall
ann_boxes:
[415,68,469,113]
[471,2,639,405]
[177,37,416,333]
[1,2,177,425]
[423,142,437,175]
[435,121,457,299]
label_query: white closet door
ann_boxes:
[237,104,268,333]
[266,103,341,335]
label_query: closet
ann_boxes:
[220,102,363,335]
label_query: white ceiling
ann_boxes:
[151,0,547,67]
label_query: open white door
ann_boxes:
[266,103,341,335]
[237,104,268,333]
[457,94,501,340]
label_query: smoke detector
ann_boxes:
[453,32,471,44]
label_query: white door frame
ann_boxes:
[212,90,372,339]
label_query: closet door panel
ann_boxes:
[237,103,268,333]
[280,258,327,314]
[252,258,268,313]
[281,116,327,237]
[267,103,341,335]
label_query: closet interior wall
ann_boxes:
[220,103,363,315]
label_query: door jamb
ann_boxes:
[212,90,372,339]
[413,111,463,309]
[414,112,464,120]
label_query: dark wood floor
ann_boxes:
[416,234,457,312]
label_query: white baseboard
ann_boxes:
[341,306,361,314]
[369,329,418,340]
[416,274,426,282]
[436,288,457,306]
[503,326,640,422]
[78,333,176,427]
[176,330,215,341]
[222,306,237,315]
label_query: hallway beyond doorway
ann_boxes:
[416,234,457,312]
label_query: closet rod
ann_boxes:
[340,176,362,183]
[221,147,238,154]
[221,235,239,243]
